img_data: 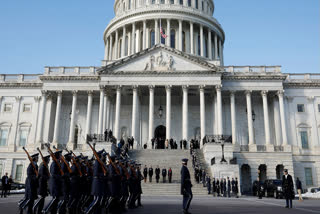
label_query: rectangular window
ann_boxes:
[23,104,32,112]
[300,131,309,149]
[4,103,12,112]
[305,168,313,186]
[297,104,305,112]
[0,130,8,146]
[19,130,28,147]
[15,164,23,182]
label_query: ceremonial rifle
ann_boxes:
[45,143,64,176]
[129,164,137,179]
[37,147,50,176]
[52,146,72,174]
[106,153,120,175]
[86,141,107,176]
[80,153,92,175]
[22,147,39,177]
[64,148,83,177]
[118,162,130,180]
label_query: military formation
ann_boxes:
[18,141,144,214]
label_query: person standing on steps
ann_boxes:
[162,168,167,183]
[155,166,160,183]
[148,166,153,183]
[181,158,192,214]
[143,165,148,183]
[168,168,173,183]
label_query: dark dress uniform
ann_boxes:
[148,167,153,182]
[107,161,121,213]
[135,167,143,206]
[212,179,216,196]
[68,160,81,214]
[216,180,220,196]
[168,168,173,183]
[282,173,294,208]
[181,159,192,214]
[58,155,71,213]
[143,167,148,183]
[25,160,39,214]
[162,168,167,183]
[206,176,211,194]
[155,167,160,183]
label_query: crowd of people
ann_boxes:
[142,166,173,183]
[1,173,13,198]
[19,140,145,214]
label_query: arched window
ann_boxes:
[188,0,191,6]
[170,29,176,48]
[182,31,186,52]
[18,122,31,147]
[150,30,155,47]
[161,29,166,44]
[0,122,11,147]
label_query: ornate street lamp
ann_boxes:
[220,140,227,163]
[246,109,256,122]
[158,105,163,118]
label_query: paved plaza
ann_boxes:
[1,194,319,214]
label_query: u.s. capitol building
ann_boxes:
[0,0,319,193]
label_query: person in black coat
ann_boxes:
[202,170,206,187]
[216,179,220,196]
[181,159,192,214]
[162,168,167,183]
[206,176,211,194]
[282,169,294,209]
[148,166,153,183]
[1,172,9,198]
[168,168,173,183]
[155,166,160,183]
[67,156,81,214]
[227,177,231,198]
[143,165,148,183]
[212,178,216,197]
[235,177,239,198]
[135,164,144,207]
[57,152,72,213]
[223,179,227,197]
[33,155,50,214]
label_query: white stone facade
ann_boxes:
[0,0,319,194]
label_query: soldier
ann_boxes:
[282,169,294,209]
[227,177,231,198]
[58,152,72,213]
[143,165,148,183]
[155,166,160,183]
[128,161,137,209]
[231,178,236,197]
[43,150,62,214]
[212,178,216,197]
[162,168,167,183]
[235,177,239,198]
[33,155,50,214]
[216,179,220,197]
[119,160,129,212]
[148,166,153,183]
[168,168,173,183]
[181,159,192,214]
[67,156,81,214]
[108,156,122,213]
[206,176,211,194]
[135,164,143,207]
[22,153,39,214]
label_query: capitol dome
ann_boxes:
[103,0,225,65]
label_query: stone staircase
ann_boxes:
[128,149,210,196]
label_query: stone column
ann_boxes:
[278,90,288,146]
[179,20,183,51]
[200,25,204,57]
[109,34,113,60]
[121,26,126,58]
[182,86,189,140]
[105,93,111,130]
[214,33,218,59]
[98,89,105,135]
[68,91,77,147]
[245,91,254,147]
[102,92,108,132]
[216,85,223,135]
[132,22,136,54]
[131,86,138,139]
[190,22,194,54]
[104,38,109,61]
[36,90,47,144]
[167,19,171,47]
[199,86,206,147]
[230,91,236,144]
[143,20,147,50]
[85,91,93,139]
[136,28,141,52]
[166,85,172,140]
[115,30,119,59]
[208,30,212,59]
[273,96,282,146]
[155,19,159,44]
[148,85,154,145]
[114,86,122,141]
[261,91,271,148]
[219,39,222,61]
[52,91,62,146]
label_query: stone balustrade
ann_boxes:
[0,74,40,82]
[223,66,282,73]
[44,66,99,75]
[286,73,320,81]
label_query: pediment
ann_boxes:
[98,45,220,75]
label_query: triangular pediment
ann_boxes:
[98,45,221,74]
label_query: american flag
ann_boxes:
[160,27,168,39]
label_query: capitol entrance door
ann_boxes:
[154,125,166,149]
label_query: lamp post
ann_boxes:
[158,105,163,118]
[220,136,227,163]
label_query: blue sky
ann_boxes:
[0,0,319,74]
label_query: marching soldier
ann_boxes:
[127,161,137,209]
[33,155,50,214]
[181,159,192,214]
[67,156,81,214]
[58,152,72,213]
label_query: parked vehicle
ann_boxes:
[264,179,283,199]
[0,180,25,190]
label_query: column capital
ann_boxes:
[261,90,268,96]
[56,90,63,96]
[182,85,189,91]
[230,90,236,96]
[72,90,78,96]
[148,85,155,91]
[34,96,41,102]
[215,85,222,91]
[41,90,48,96]
[245,90,252,96]
[116,85,122,92]
[87,90,94,96]
[165,85,172,92]
[15,96,22,102]
[199,85,206,91]
[132,85,139,91]
[277,90,284,97]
